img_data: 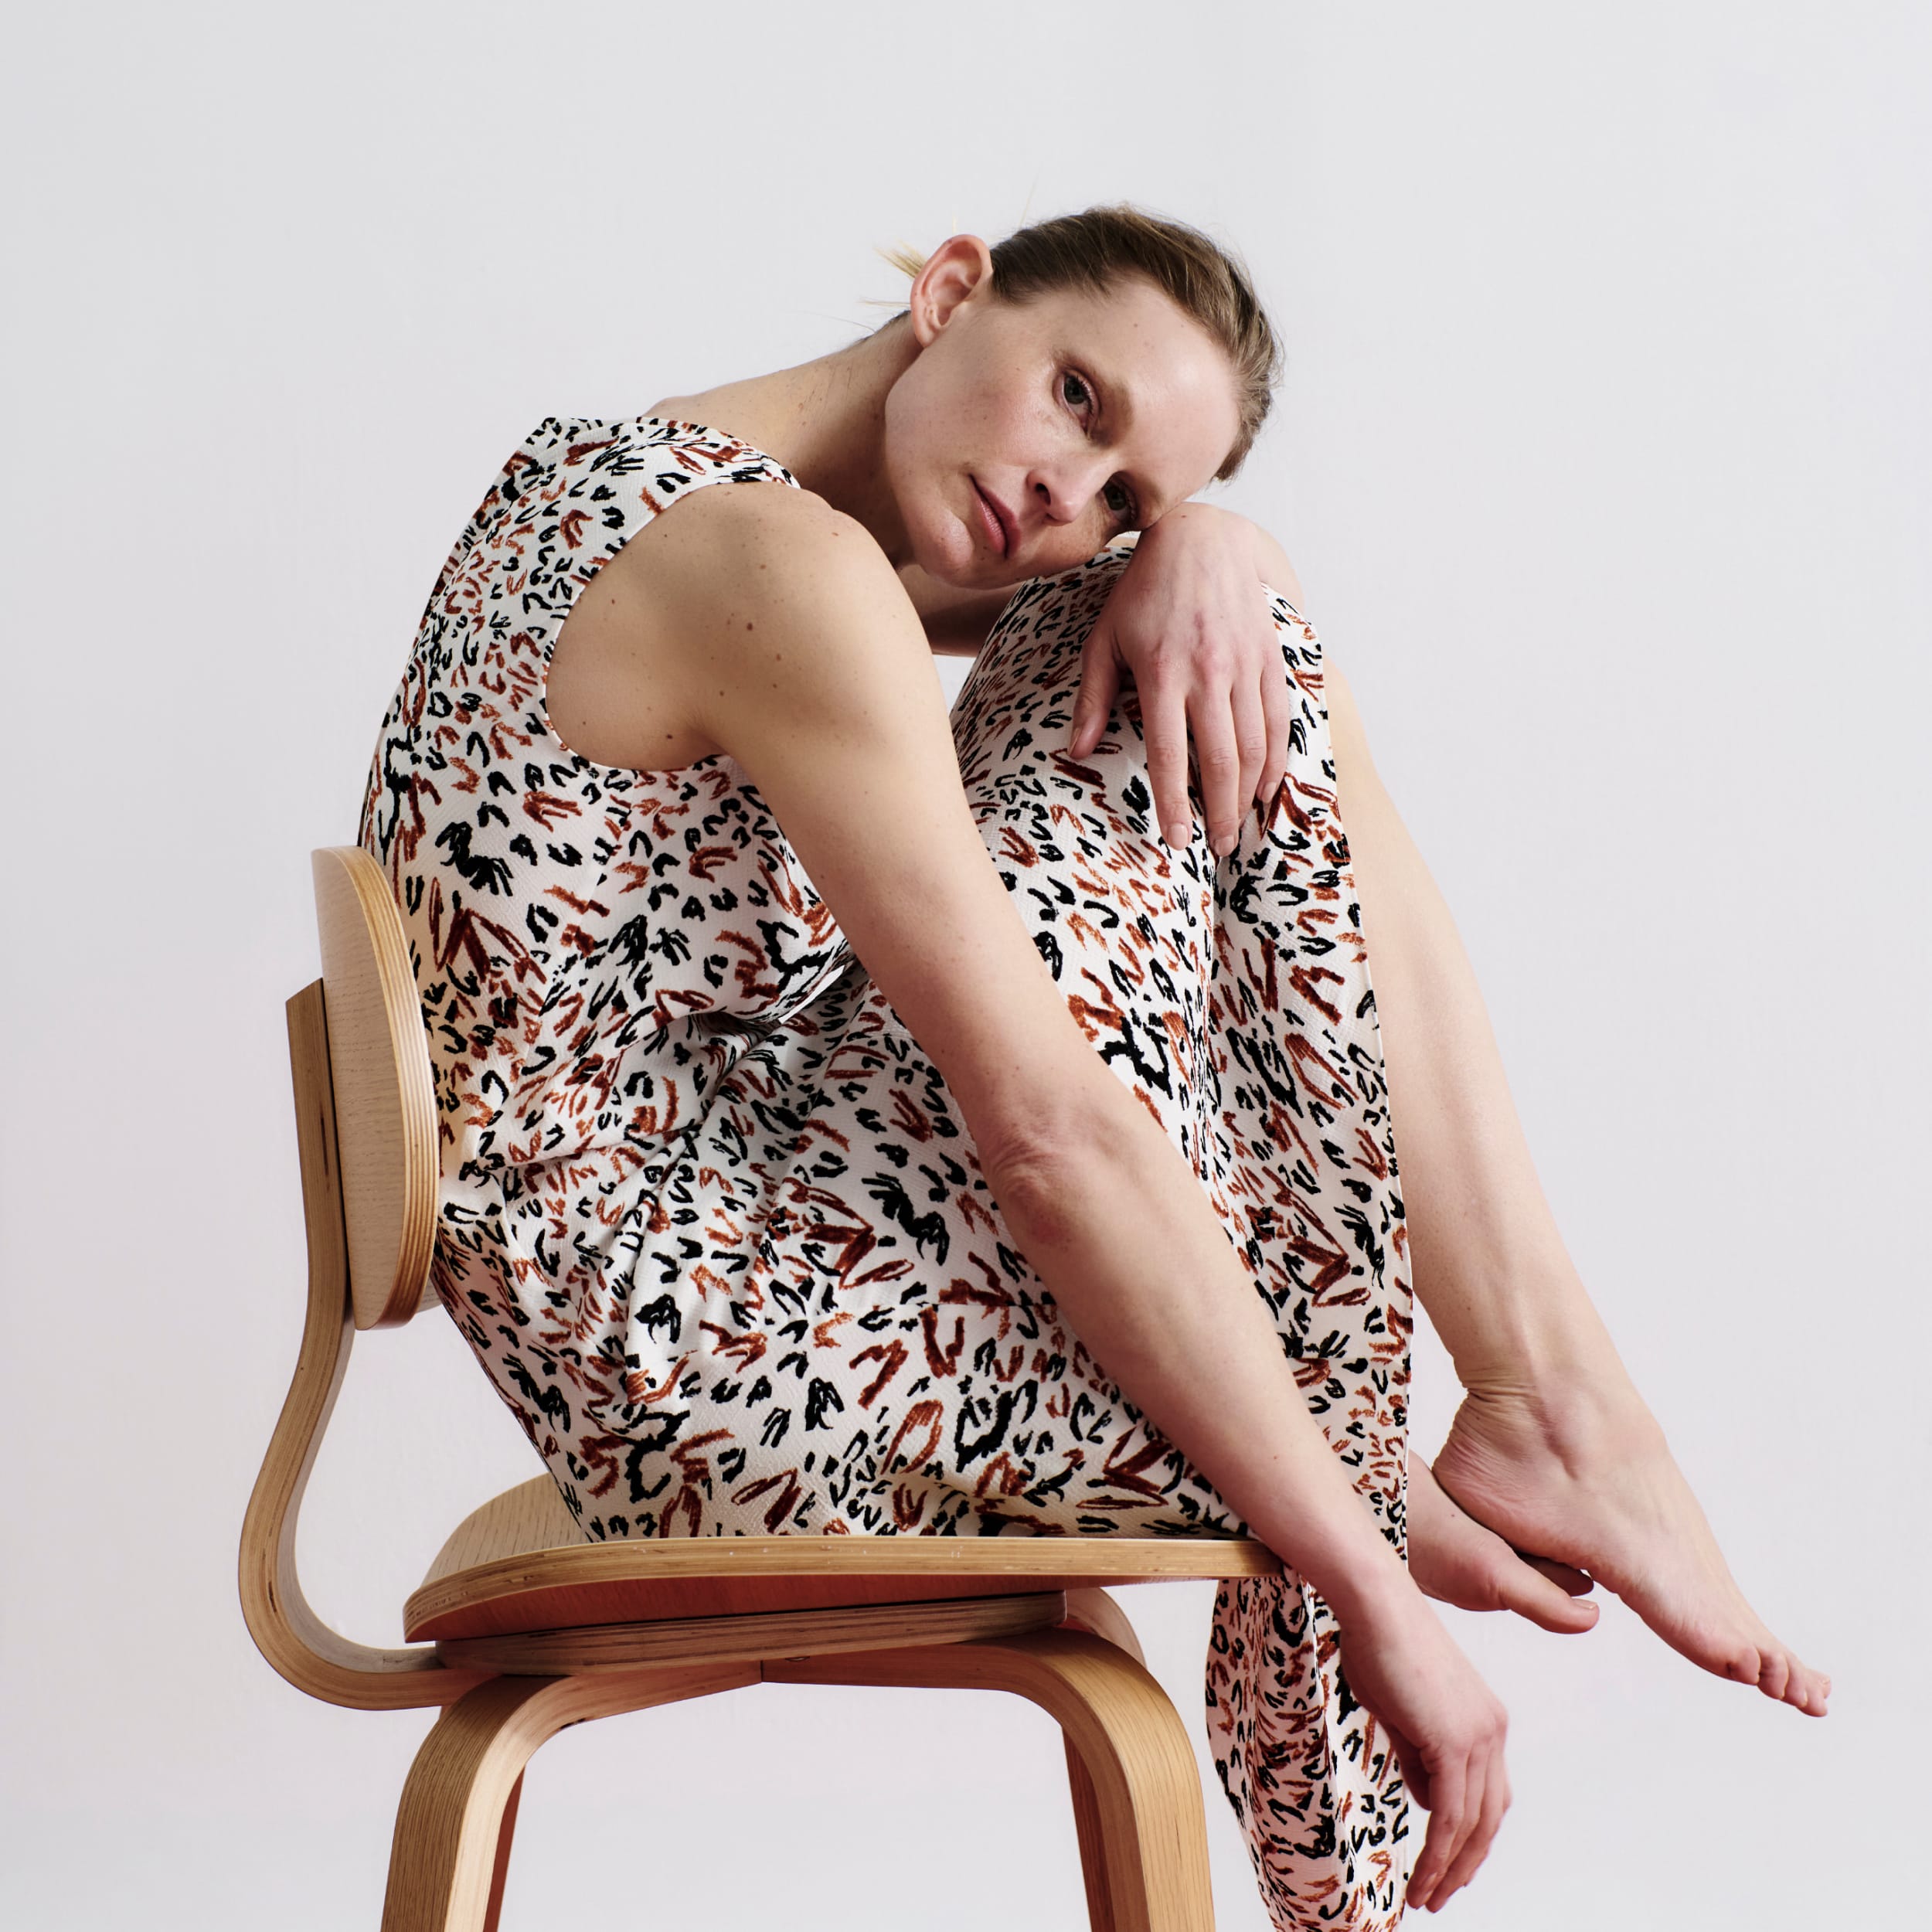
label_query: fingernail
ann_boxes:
[1213,831,1236,858]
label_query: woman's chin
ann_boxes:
[920,526,1006,591]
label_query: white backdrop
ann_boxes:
[4,4,1926,1928]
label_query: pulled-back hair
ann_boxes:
[878,203,1282,481]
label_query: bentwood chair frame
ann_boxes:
[240,845,1284,1932]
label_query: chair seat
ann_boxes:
[404,1476,1286,1642]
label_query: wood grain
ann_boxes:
[1058,1589,1147,1932]
[423,1475,583,1583]
[435,1589,1070,1674]
[235,980,481,1710]
[311,845,437,1332]
[406,1523,1284,1641]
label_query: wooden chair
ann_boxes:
[241,845,1285,1932]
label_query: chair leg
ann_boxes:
[479,1772,521,1932]
[380,1663,756,1932]
[1062,1727,1117,1932]
[1055,1589,1151,1932]
[767,1624,1213,1932]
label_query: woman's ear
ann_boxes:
[907,233,994,347]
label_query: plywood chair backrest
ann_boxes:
[236,848,479,1711]
[311,845,437,1329]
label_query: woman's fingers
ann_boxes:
[1406,1696,1512,1913]
[1406,1750,1470,1913]
[1157,672,1273,859]
[1141,657,1287,857]
[1503,1554,1601,1634]
[1429,1747,1512,1911]
[1136,665,1199,851]
[1223,671,1271,842]
[1187,681,1249,855]
[1385,1719,1433,1813]
[1083,553,1294,853]
[1256,657,1294,815]
[1201,638,1288,850]
[1067,628,1124,760]
[1408,1739,1507,1915]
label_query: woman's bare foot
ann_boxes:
[1430,1379,1832,1715]
[1406,1451,1600,1632]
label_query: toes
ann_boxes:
[1720,1641,1824,1710]
[1791,1662,1830,1715]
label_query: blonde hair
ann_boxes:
[876,203,1282,481]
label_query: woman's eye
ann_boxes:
[1061,372,1132,522]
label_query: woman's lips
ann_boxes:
[971,478,1009,558]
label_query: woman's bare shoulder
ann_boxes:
[648,475,883,573]
[547,480,905,771]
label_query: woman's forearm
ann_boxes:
[987,1080,1413,1621]
[1324,658,1630,1394]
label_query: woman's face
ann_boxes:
[883,236,1244,590]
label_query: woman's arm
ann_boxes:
[639,481,1408,1611]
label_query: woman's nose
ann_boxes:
[1032,457,1111,525]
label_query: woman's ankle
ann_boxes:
[1447,1349,1665,1469]
[1439,1278,1649,1430]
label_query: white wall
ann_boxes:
[4,4,1925,1927]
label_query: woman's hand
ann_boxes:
[1330,1583,1513,1916]
[1407,1449,1601,1634]
[1066,502,1298,856]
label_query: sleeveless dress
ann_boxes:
[359,414,1417,1932]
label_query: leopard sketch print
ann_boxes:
[360,415,1416,1930]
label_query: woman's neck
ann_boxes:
[650,317,920,566]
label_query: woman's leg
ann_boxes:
[1321,645,1830,1713]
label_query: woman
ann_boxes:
[359,204,1828,1928]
